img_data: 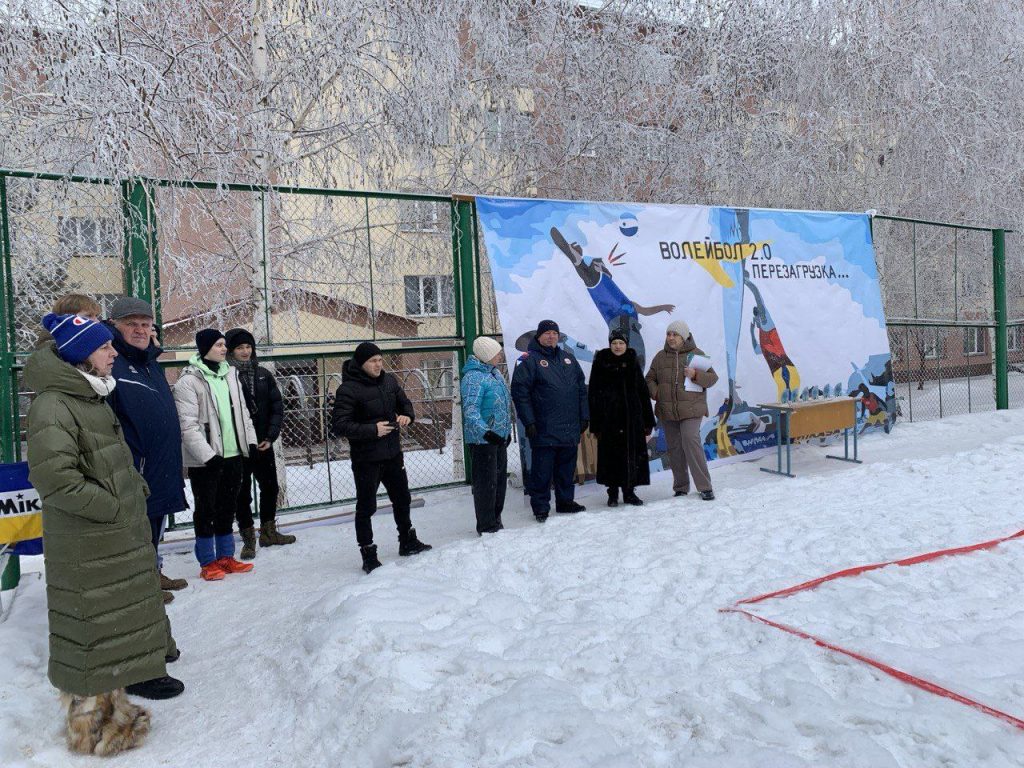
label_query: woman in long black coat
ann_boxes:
[588,329,656,506]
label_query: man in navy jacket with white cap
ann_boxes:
[511,320,589,522]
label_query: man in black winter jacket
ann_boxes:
[331,342,431,573]
[511,319,589,522]
[225,328,295,558]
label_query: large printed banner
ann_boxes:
[476,197,896,463]
[0,462,43,550]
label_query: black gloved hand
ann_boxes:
[483,431,503,445]
[525,424,538,439]
[205,454,225,470]
[580,420,590,435]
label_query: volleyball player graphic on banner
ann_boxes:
[476,196,894,468]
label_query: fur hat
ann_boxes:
[42,313,114,364]
[353,341,382,366]
[472,336,502,363]
[195,328,225,358]
[666,320,691,339]
[608,328,629,344]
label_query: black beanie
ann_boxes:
[609,328,629,344]
[536,319,559,336]
[196,328,225,358]
[353,341,382,367]
[225,328,257,353]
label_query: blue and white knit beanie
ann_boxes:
[42,313,114,364]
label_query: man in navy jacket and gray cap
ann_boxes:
[105,297,189,600]
[510,320,589,522]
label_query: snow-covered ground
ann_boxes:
[2,410,1024,767]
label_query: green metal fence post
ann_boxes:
[0,176,16,464]
[993,228,1008,410]
[121,179,156,308]
[0,175,19,590]
[453,196,477,479]
[1,552,20,592]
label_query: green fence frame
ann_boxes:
[0,173,1016,587]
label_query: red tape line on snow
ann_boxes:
[722,606,1024,731]
[724,529,1024,731]
[736,528,1024,607]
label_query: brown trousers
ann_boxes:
[662,417,713,493]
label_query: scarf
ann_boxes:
[77,369,117,398]
[228,357,258,412]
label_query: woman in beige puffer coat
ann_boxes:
[645,320,718,500]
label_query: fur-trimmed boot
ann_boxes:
[61,689,151,757]
[259,520,296,546]
[239,527,257,560]
[360,544,382,574]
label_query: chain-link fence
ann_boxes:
[0,170,1018,529]
[0,171,475,529]
[873,216,1018,422]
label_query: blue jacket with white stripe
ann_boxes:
[460,356,513,444]
[106,324,188,519]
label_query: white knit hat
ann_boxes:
[666,320,690,338]
[472,336,503,363]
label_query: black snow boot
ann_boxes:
[699,490,715,501]
[360,544,382,574]
[125,676,185,700]
[607,487,619,507]
[534,512,548,523]
[398,528,432,556]
[556,501,585,513]
[622,489,644,506]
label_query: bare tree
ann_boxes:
[0,0,1021,327]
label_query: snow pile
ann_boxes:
[2,411,1024,767]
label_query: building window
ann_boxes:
[398,200,441,233]
[404,275,454,316]
[57,217,119,256]
[422,358,454,399]
[921,330,943,360]
[1007,325,1022,352]
[963,327,985,356]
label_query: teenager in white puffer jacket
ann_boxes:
[173,329,257,581]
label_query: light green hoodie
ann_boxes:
[191,354,240,458]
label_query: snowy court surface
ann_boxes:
[2,410,1024,767]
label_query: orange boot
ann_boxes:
[216,556,254,574]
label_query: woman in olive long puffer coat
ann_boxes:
[25,313,169,757]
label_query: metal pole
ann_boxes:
[953,230,959,322]
[993,229,1008,409]
[912,222,919,319]
[365,197,375,340]
[0,176,16,464]
[452,197,477,481]
[0,176,18,589]
[906,325,914,422]
[1,549,20,592]
[121,179,155,303]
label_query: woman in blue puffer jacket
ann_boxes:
[460,337,513,534]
